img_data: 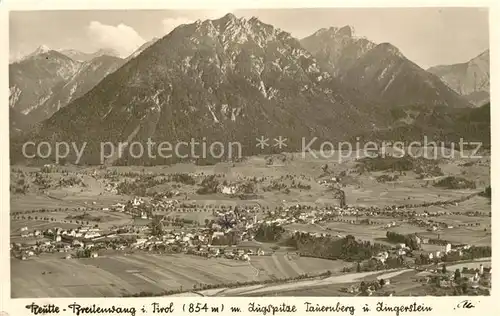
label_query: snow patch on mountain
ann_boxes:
[9,86,22,108]
[22,90,53,115]
[207,104,220,123]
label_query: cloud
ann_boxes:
[87,21,146,57]
[161,9,234,35]
[9,51,24,63]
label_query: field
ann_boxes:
[249,254,348,279]
[344,184,476,207]
[216,258,492,297]
[11,253,344,298]
[11,207,134,232]
[10,194,128,212]
[199,268,414,296]
[418,228,491,246]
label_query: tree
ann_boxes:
[322,164,329,173]
[408,235,421,250]
[360,281,368,293]
[442,264,447,274]
[150,216,164,236]
[461,282,468,293]
[454,269,461,281]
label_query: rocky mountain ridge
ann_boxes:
[428,49,490,106]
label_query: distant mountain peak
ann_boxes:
[301,25,375,77]
[95,48,121,57]
[180,13,286,48]
[313,25,355,38]
[220,12,237,22]
[338,25,354,37]
[214,13,245,27]
[21,45,53,60]
[34,45,51,54]
[58,48,122,62]
[428,48,490,106]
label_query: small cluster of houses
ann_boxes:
[187,245,266,261]
[370,237,475,264]
[343,279,392,296]
[122,229,267,262]
[12,236,100,261]
[262,199,487,235]
[20,226,102,240]
[420,263,492,290]
[409,217,487,231]
[13,224,107,260]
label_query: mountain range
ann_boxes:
[10,13,490,164]
[9,49,81,132]
[58,47,121,62]
[9,41,158,132]
[428,49,490,106]
[301,27,472,108]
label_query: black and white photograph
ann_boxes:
[7,5,492,300]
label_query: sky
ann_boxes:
[9,8,489,68]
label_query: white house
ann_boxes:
[133,197,143,206]
[84,232,101,239]
[135,238,148,245]
[445,243,452,254]
[379,252,389,260]
[212,232,225,238]
[221,186,237,195]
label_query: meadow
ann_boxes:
[11,252,342,298]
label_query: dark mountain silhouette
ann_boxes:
[302,27,472,108]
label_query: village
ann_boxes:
[11,187,490,270]
[10,152,491,297]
